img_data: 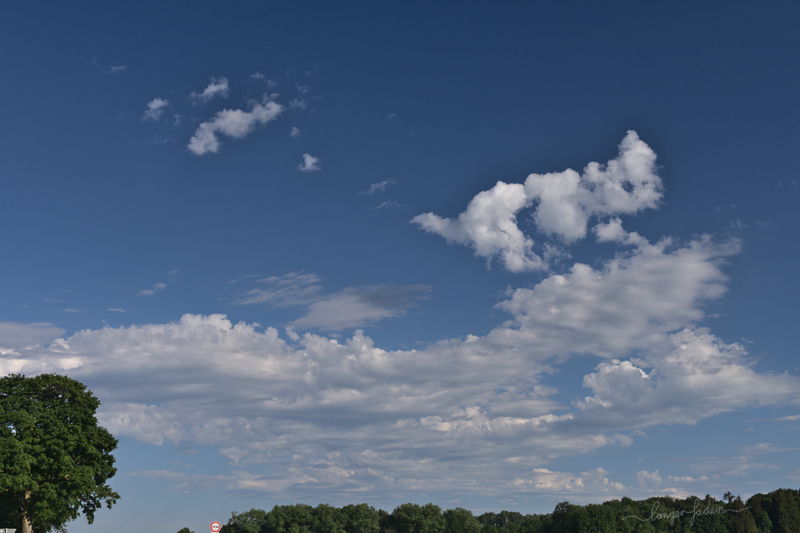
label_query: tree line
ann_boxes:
[177,488,800,533]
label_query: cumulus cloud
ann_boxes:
[413,181,545,273]
[190,77,230,104]
[142,98,170,121]
[188,96,283,155]
[412,131,662,271]
[298,153,321,172]
[290,126,301,138]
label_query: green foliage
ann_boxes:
[340,503,380,533]
[442,507,481,533]
[213,487,800,533]
[0,373,119,533]
[177,528,196,533]
[389,503,444,533]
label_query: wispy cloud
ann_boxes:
[290,126,301,138]
[231,272,322,307]
[360,179,396,195]
[298,153,321,172]
[137,282,167,297]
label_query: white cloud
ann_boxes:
[412,131,662,271]
[190,77,230,104]
[142,98,170,121]
[137,282,167,297]
[290,126,301,138]
[524,130,661,241]
[360,179,396,195]
[496,235,737,357]
[512,467,625,496]
[298,153,321,172]
[413,181,545,273]
[636,469,662,488]
[4,286,796,500]
[188,97,283,155]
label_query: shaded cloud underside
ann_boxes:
[1,234,796,499]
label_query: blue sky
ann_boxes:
[1,2,799,532]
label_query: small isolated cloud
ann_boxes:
[290,127,301,138]
[190,77,230,104]
[137,282,167,297]
[105,65,127,74]
[298,153,321,172]
[636,469,662,488]
[188,96,284,155]
[360,179,396,195]
[142,98,170,121]
[107,308,126,313]
[289,99,307,110]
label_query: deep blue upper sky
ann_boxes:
[1,2,799,532]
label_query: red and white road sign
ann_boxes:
[210,522,221,532]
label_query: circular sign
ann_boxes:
[210,522,221,532]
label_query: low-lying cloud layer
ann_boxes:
[2,229,796,500]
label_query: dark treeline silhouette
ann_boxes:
[186,487,800,533]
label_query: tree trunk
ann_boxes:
[21,490,34,533]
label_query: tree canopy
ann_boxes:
[0,373,120,533]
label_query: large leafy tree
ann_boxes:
[0,374,119,533]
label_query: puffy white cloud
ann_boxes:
[496,235,737,357]
[524,130,661,241]
[298,153,321,172]
[142,98,170,121]
[413,181,545,273]
[412,131,662,271]
[188,97,283,155]
[290,126,301,138]
[189,77,230,104]
[574,328,799,428]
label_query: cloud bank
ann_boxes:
[2,233,796,499]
